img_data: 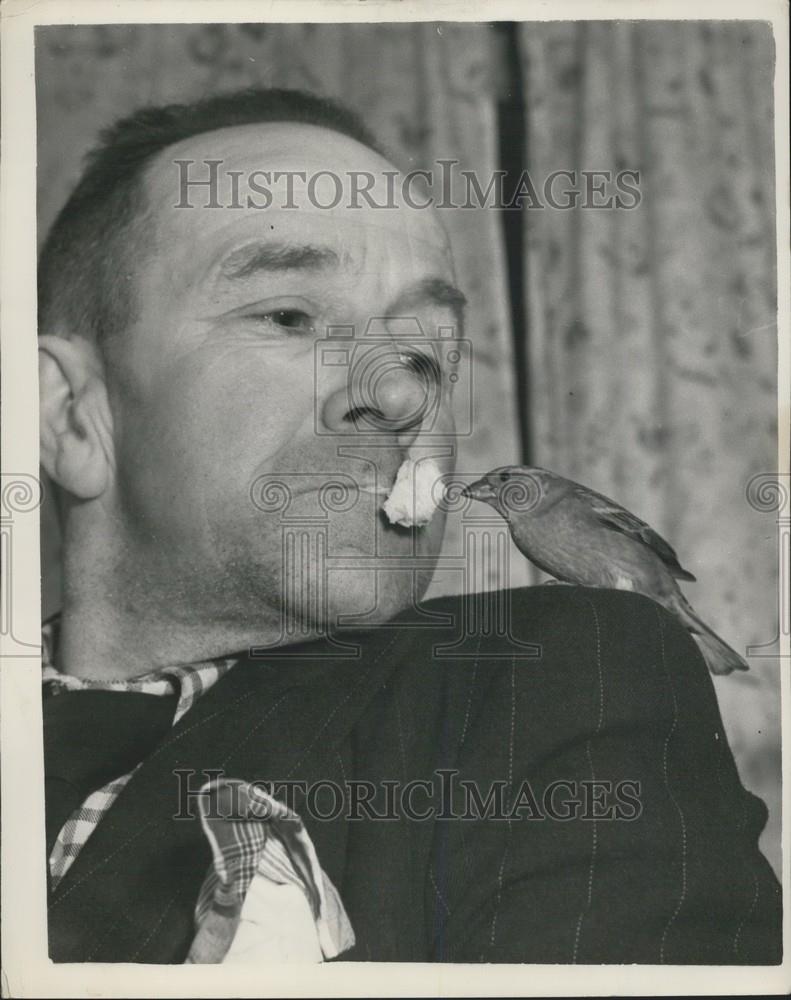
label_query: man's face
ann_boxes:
[106,122,462,644]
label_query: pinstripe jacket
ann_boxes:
[47,585,782,964]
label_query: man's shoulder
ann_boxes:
[419,582,670,628]
[409,583,693,665]
[391,583,717,782]
[383,583,709,722]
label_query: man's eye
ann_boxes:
[250,310,315,333]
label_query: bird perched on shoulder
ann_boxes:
[461,465,747,675]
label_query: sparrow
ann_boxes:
[461,465,748,675]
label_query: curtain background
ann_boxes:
[36,21,780,874]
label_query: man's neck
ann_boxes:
[54,520,324,680]
[53,595,303,681]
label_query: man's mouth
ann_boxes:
[285,460,442,529]
[251,455,442,528]
[357,480,393,496]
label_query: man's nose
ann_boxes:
[321,350,434,438]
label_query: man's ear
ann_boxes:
[38,335,114,500]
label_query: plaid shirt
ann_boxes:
[42,619,237,887]
[42,619,353,962]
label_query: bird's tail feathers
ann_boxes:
[673,595,749,675]
[694,630,749,675]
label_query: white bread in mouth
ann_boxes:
[383,457,442,527]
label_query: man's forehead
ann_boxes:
[146,122,449,254]
[153,120,395,176]
[143,120,452,270]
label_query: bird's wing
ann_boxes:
[571,483,696,581]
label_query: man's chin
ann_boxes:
[324,564,435,631]
[272,505,444,631]
[211,507,444,648]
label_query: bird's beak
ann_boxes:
[461,477,498,503]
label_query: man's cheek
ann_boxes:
[133,362,288,476]
[112,395,238,540]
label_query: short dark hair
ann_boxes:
[38,87,382,351]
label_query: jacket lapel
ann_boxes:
[47,629,403,963]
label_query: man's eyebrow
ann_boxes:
[219,242,341,280]
[387,277,468,332]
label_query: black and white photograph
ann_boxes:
[0,0,789,995]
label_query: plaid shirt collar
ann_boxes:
[44,614,238,888]
[41,616,238,725]
[41,617,354,961]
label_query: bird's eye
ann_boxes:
[498,471,509,483]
